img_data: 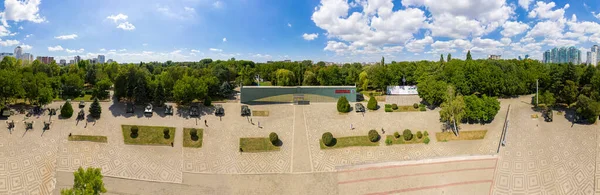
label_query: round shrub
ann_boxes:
[394,132,400,139]
[402,129,413,141]
[385,137,393,145]
[368,129,380,142]
[190,128,198,141]
[424,131,429,137]
[367,95,378,110]
[419,107,426,111]
[417,131,423,139]
[413,103,419,109]
[423,137,430,144]
[269,132,279,145]
[322,132,334,147]
[337,96,351,113]
[60,101,74,118]
[163,128,170,139]
[130,126,139,138]
[391,104,398,110]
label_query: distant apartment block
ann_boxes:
[488,55,501,60]
[0,52,13,61]
[543,46,581,64]
[588,51,598,66]
[97,55,105,64]
[36,56,55,64]
[59,59,67,66]
[22,53,34,64]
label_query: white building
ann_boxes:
[69,59,74,65]
[21,53,33,64]
[97,55,105,64]
[588,51,598,66]
[0,52,13,61]
[13,46,22,60]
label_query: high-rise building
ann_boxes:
[59,59,67,66]
[14,46,22,60]
[97,55,105,64]
[74,56,81,64]
[543,46,581,64]
[22,53,34,64]
[0,52,13,61]
[36,56,54,64]
[488,55,501,60]
[69,60,74,65]
[588,51,598,66]
[592,45,600,64]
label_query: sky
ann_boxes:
[0,0,600,63]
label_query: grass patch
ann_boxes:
[259,81,272,86]
[122,125,176,146]
[385,135,426,145]
[360,90,383,96]
[68,135,108,143]
[435,130,487,141]
[239,137,280,152]
[252,110,270,117]
[53,95,99,102]
[385,104,419,112]
[531,114,539,118]
[320,136,379,149]
[183,128,204,148]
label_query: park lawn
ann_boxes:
[252,110,270,117]
[385,135,426,145]
[53,95,95,102]
[259,81,272,86]
[239,137,280,152]
[183,128,204,148]
[122,125,176,146]
[68,135,108,143]
[320,136,379,149]
[436,130,487,142]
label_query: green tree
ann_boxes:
[61,101,74,118]
[559,80,578,105]
[447,53,452,61]
[60,167,106,195]
[62,74,84,98]
[219,81,232,97]
[358,71,369,91]
[337,96,350,113]
[275,69,295,86]
[381,56,385,66]
[440,54,445,63]
[93,79,112,100]
[0,56,17,70]
[575,95,600,123]
[89,98,102,119]
[417,77,447,106]
[367,95,378,110]
[133,77,149,104]
[466,50,472,60]
[439,86,465,129]
[302,71,318,86]
[153,83,166,107]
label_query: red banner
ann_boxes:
[335,89,351,94]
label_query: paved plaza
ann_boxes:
[0,95,599,194]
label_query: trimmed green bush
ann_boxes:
[61,101,74,118]
[394,132,400,138]
[337,96,351,113]
[190,128,199,141]
[424,137,430,144]
[413,103,419,109]
[419,106,426,111]
[403,129,413,141]
[130,126,139,138]
[424,131,429,137]
[417,131,423,139]
[89,98,102,119]
[392,104,398,110]
[368,129,380,142]
[322,132,334,147]
[385,107,393,112]
[269,132,279,145]
[367,95,378,110]
[385,137,393,145]
[163,128,170,139]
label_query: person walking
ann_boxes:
[204,120,207,127]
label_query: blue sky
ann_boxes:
[1,0,600,63]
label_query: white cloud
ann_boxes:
[184,7,195,12]
[594,12,600,20]
[191,49,200,53]
[518,0,533,11]
[213,1,223,8]
[119,49,127,52]
[142,43,148,46]
[288,23,292,27]
[501,21,529,37]
[209,48,222,52]
[302,33,318,41]
[18,26,22,30]
[528,2,569,21]
[0,39,19,46]
[252,54,272,58]
[66,48,84,53]
[107,14,128,23]
[157,5,195,20]
[109,49,116,52]
[99,48,106,52]
[1,0,45,25]
[48,45,64,51]
[117,22,135,30]
[223,37,227,42]
[429,39,472,54]
[54,34,78,40]
[19,44,31,50]
[405,36,433,53]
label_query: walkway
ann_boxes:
[291,105,312,172]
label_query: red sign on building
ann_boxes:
[335,89,351,94]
